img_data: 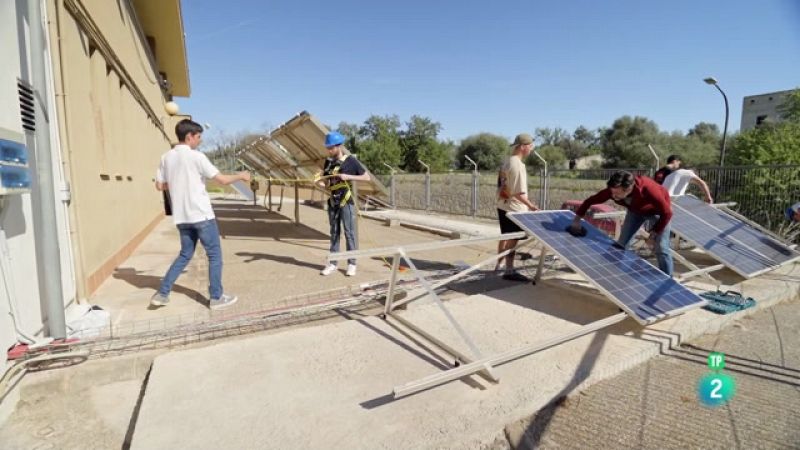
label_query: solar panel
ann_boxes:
[231,180,255,202]
[671,196,800,278]
[508,210,706,325]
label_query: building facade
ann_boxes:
[740,89,795,131]
[0,0,190,370]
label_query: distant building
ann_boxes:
[740,89,796,131]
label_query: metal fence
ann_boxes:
[380,165,800,233]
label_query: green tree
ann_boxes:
[573,125,599,149]
[535,127,570,146]
[526,144,566,169]
[600,116,661,168]
[336,121,361,151]
[687,122,721,144]
[728,122,800,165]
[455,133,509,170]
[777,88,800,122]
[353,115,402,174]
[400,115,452,172]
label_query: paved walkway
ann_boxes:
[505,296,800,449]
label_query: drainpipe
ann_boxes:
[27,0,66,339]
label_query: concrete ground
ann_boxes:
[505,296,800,449]
[88,196,504,332]
[126,263,799,449]
[2,197,799,449]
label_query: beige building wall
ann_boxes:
[47,0,189,297]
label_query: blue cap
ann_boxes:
[324,131,345,148]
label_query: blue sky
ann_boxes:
[180,0,800,142]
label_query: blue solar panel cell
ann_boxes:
[671,196,800,277]
[508,211,706,325]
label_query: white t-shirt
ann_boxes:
[661,168,697,196]
[496,155,528,212]
[156,144,220,225]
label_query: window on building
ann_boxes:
[756,115,768,126]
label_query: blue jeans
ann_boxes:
[158,219,223,299]
[618,211,673,276]
[328,203,357,265]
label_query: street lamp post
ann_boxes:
[704,77,729,199]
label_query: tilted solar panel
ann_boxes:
[671,196,800,278]
[508,210,706,325]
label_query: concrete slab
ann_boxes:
[88,200,500,334]
[362,209,500,237]
[0,353,152,449]
[130,260,800,449]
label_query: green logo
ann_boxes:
[708,352,725,371]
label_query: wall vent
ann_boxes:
[17,79,35,133]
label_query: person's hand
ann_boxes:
[705,195,714,204]
[528,204,539,211]
[569,218,582,234]
[338,173,351,181]
[238,171,251,182]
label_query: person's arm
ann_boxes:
[338,157,370,182]
[155,160,167,191]
[512,192,538,211]
[212,171,251,185]
[338,172,370,182]
[570,189,611,230]
[155,181,168,191]
[690,174,713,203]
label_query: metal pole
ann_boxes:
[647,144,660,174]
[394,312,629,397]
[28,0,66,339]
[704,78,730,200]
[294,181,300,224]
[418,160,430,211]
[464,155,478,217]
[532,151,547,209]
[383,163,396,209]
[267,174,272,211]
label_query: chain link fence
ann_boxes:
[380,165,800,234]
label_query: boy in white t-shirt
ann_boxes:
[151,119,251,310]
[657,154,713,202]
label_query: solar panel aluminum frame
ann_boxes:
[671,195,800,279]
[507,210,706,326]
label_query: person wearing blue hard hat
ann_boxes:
[317,131,370,277]
[786,202,800,222]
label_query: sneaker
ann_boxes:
[209,293,238,310]
[150,293,170,307]
[502,271,530,282]
[346,264,357,277]
[320,264,337,276]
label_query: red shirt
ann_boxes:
[575,175,673,234]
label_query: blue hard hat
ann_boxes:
[325,131,345,148]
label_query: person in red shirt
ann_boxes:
[569,171,674,275]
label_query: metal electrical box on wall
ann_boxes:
[0,138,31,195]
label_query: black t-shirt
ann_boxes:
[323,155,365,206]
[653,167,672,185]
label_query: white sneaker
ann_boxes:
[321,264,337,276]
[346,264,357,277]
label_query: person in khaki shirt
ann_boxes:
[495,133,539,281]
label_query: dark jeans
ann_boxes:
[328,203,357,265]
[158,219,223,299]
[618,212,673,276]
